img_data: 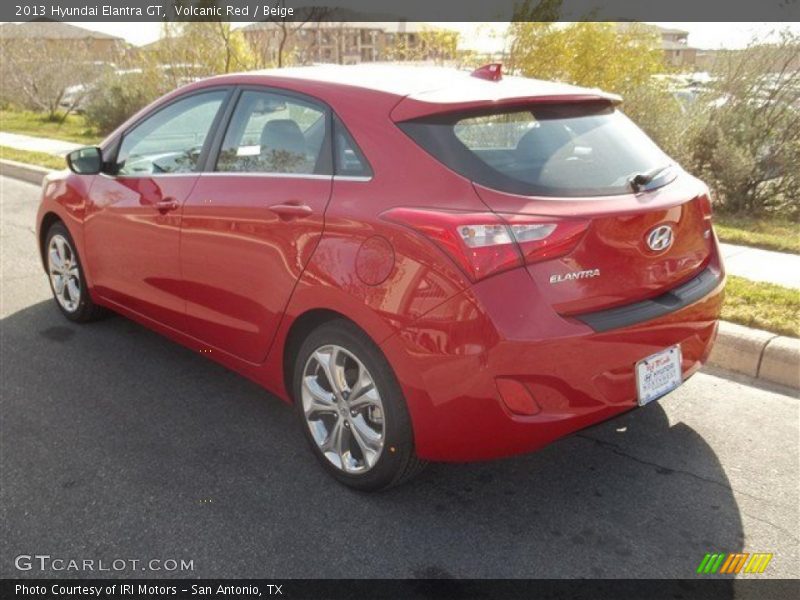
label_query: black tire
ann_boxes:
[44,221,107,323]
[293,319,427,491]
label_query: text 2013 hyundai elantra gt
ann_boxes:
[37,64,725,490]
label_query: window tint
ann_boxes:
[116,91,226,176]
[400,104,675,197]
[334,116,372,177]
[216,90,326,174]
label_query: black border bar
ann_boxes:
[3,578,800,599]
[4,0,800,23]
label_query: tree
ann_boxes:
[0,38,97,121]
[505,22,686,158]
[384,28,461,65]
[507,22,665,96]
[155,21,258,82]
[688,31,800,216]
[262,6,333,68]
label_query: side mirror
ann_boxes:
[66,147,103,175]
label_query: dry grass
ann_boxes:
[722,275,799,337]
[715,214,800,255]
[0,146,66,170]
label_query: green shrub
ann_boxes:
[684,33,799,218]
[84,71,168,135]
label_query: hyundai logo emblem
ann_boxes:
[646,225,674,252]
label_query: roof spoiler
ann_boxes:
[392,93,623,122]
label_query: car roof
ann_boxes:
[245,64,610,99]
[195,65,621,121]
[223,63,611,97]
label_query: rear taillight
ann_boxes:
[383,208,589,282]
[502,213,590,265]
[697,190,714,239]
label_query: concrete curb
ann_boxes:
[1,158,797,390]
[0,159,56,185]
[708,322,799,390]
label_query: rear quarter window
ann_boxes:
[399,103,675,197]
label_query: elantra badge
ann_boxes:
[550,269,601,284]
[646,224,674,252]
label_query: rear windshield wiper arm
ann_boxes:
[629,164,673,192]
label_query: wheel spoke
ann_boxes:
[66,278,80,302]
[350,416,382,465]
[49,248,64,271]
[313,347,345,402]
[54,236,67,263]
[347,357,371,399]
[328,350,349,399]
[348,385,380,412]
[52,274,66,294]
[303,375,337,417]
[322,418,346,460]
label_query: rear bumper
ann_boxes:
[381,253,725,462]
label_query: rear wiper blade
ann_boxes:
[629,164,673,191]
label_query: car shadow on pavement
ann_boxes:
[1,301,742,589]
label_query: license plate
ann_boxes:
[635,345,683,406]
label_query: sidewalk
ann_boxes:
[720,242,800,289]
[0,131,82,156]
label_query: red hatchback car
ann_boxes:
[37,65,725,490]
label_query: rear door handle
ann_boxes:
[269,203,313,218]
[155,198,180,213]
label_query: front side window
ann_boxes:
[216,90,327,175]
[116,91,226,176]
[400,103,675,197]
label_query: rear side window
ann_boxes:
[333,115,372,178]
[216,90,328,175]
[399,103,674,197]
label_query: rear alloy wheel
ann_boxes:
[294,320,426,490]
[45,222,105,323]
[302,344,386,474]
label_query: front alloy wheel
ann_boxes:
[48,233,81,313]
[44,222,106,323]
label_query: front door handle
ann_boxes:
[269,203,313,218]
[156,198,180,213]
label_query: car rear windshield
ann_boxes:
[398,102,676,197]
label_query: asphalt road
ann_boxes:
[1,175,798,580]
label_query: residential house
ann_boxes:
[0,21,126,62]
[616,23,698,69]
[658,27,698,68]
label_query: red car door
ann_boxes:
[84,89,229,329]
[179,88,332,363]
